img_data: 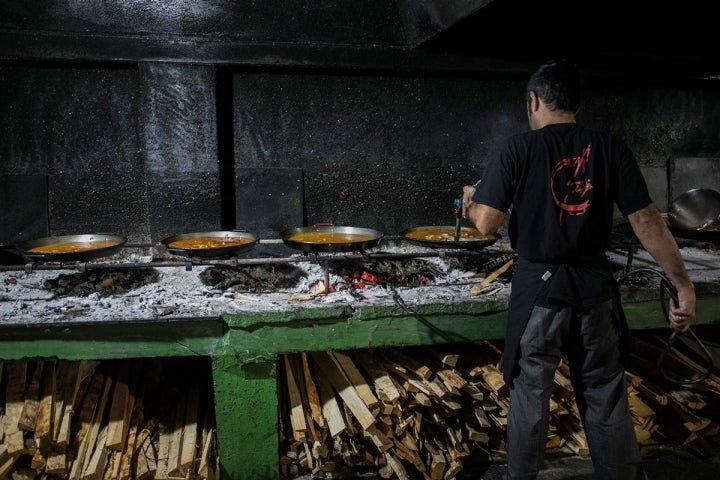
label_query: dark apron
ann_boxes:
[502,256,630,387]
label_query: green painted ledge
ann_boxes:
[0,295,717,361]
[0,296,717,480]
[0,318,227,360]
[220,300,510,359]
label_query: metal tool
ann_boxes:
[617,267,714,385]
[453,197,462,242]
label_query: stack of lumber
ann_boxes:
[279,334,720,479]
[1,330,716,480]
[0,358,217,480]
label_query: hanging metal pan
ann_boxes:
[161,230,259,258]
[401,226,500,249]
[280,225,384,253]
[18,234,127,262]
[667,188,720,230]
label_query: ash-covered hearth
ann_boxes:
[43,268,160,297]
[200,264,307,291]
[0,241,519,326]
[1,237,718,327]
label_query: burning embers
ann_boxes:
[330,259,441,292]
[197,258,446,296]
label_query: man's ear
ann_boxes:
[528,91,539,112]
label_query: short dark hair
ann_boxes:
[526,60,581,113]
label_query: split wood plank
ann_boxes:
[429,451,446,480]
[469,257,515,296]
[133,417,160,480]
[428,348,459,369]
[330,351,379,410]
[45,452,68,475]
[378,348,432,380]
[477,365,506,395]
[67,371,109,480]
[34,359,56,452]
[82,424,109,480]
[119,387,144,480]
[384,452,409,480]
[18,360,44,432]
[165,394,187,478]
[436,369,467,393]
[352,350,402,403]
[4,361,28,456]
[283,355,308,442]
[311,351,376,430]
[104,450,121,480]
[180,385,200,473]
[106,362,133,451]
[54,361,83,449]
[628,392,656,419]
[30,447,47,470]
[197,427,216,480]
[78,374,113,480]
[301,353,325,428]
[312,360,346,438]
[154,421,172,480]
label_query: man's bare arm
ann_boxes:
[627,203,696,331]
[462,185,505,235]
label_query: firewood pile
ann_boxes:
[0,329,716,480]
[279,331,720,479]
[0,358,217,480]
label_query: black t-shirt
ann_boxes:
[473,123,652,261]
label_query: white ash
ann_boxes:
[2,239,716,327]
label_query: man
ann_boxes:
[462,60,696,480]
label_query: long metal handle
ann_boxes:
[453,197,462,241]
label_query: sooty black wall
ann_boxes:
[2,0,720,245]
[3,65,720,245]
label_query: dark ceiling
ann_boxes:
[421,0,720,79]
[0,0,718,80]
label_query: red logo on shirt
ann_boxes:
[551,144,593,225]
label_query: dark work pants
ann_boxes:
[505,300,646,480]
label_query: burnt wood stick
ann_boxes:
[469,257,514,296]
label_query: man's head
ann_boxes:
[526,60,581,129]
